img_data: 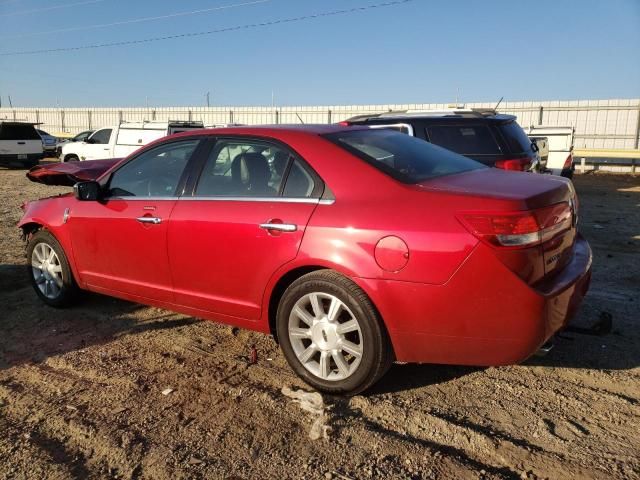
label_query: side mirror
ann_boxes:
[85,137,96,144]
[74,181,101,201]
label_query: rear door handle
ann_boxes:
[137,216,162,225]
[259,222,297,233]
[17,141,25,145]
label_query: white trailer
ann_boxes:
[60,120,204,162]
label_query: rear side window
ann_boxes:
[0,123,41,140]
[195,139,290,197]
[426,125,501,155]
[498,122,533,154]
[325,129,484,183]
[283,159,316,198]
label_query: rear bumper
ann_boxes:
[549,165,574,178]
[358,235,592,365]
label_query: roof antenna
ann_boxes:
[296,113,305,124]
[494,96,504,111]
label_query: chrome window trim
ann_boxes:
[104,196,334,205]
[367,123,414,136]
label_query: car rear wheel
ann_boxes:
[276,270,392,395]
[26,230,79,308]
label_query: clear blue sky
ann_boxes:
[0,0,639,107]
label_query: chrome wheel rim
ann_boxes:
[288,292,363,382]
[31,242,63,299]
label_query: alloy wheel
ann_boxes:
[288,292,364,381]
[31,242,64,299]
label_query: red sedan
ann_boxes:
[19,125,592,394]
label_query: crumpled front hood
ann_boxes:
[26,158,122,186]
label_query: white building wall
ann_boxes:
[1,98,638,150]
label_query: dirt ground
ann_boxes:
[0,166,638,480]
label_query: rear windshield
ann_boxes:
[0,123,41,140]
[499,121,533,154]
[325,129,485,183]
[426,125,501,155]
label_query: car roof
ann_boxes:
[347,109,516,124]
[173,123,370,138]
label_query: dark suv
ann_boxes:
[343,109,543,173]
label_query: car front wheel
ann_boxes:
[26,230,79,308]
[276,270,392,395]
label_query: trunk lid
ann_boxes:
[26,158,121,186]
[417,168,578,280]
[417,168,573,209]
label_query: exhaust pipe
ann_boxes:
[535,340,554,357]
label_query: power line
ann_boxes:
[0,0,105,17]
[2,0,270,39]
[0,0,416,56]
[0,0,107,17]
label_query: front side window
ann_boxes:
[90,129,112,144]
[107,139,199,197]
[195,139,294,197]
[325,129,484,183]
[426,125,501,155]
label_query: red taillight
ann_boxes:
[458,202,573,248]
[338,121,350,126]
[563,153,573,169]
[495,157,532,171]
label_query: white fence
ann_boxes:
[1,98,639,150]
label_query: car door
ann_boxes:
[68,138,203,302]
[167,137,322,320]
[82,128,113,160]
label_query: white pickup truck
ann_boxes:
[524,126,575,178]
[0,121,44,169]
[60,120,204,162]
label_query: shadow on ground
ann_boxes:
[0,263,198,372]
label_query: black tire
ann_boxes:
[276,270,393,395]
[64,154,79,162]
[26,230,80,308]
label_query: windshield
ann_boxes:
[325,128,485,183]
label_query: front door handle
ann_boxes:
[259,222,297,233]
[137,216,162,225]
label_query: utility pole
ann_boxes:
[8,95,13,108]
[206,92,210,107]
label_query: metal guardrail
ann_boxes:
[573,149,640,159]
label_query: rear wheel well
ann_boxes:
[268,266,327,341]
